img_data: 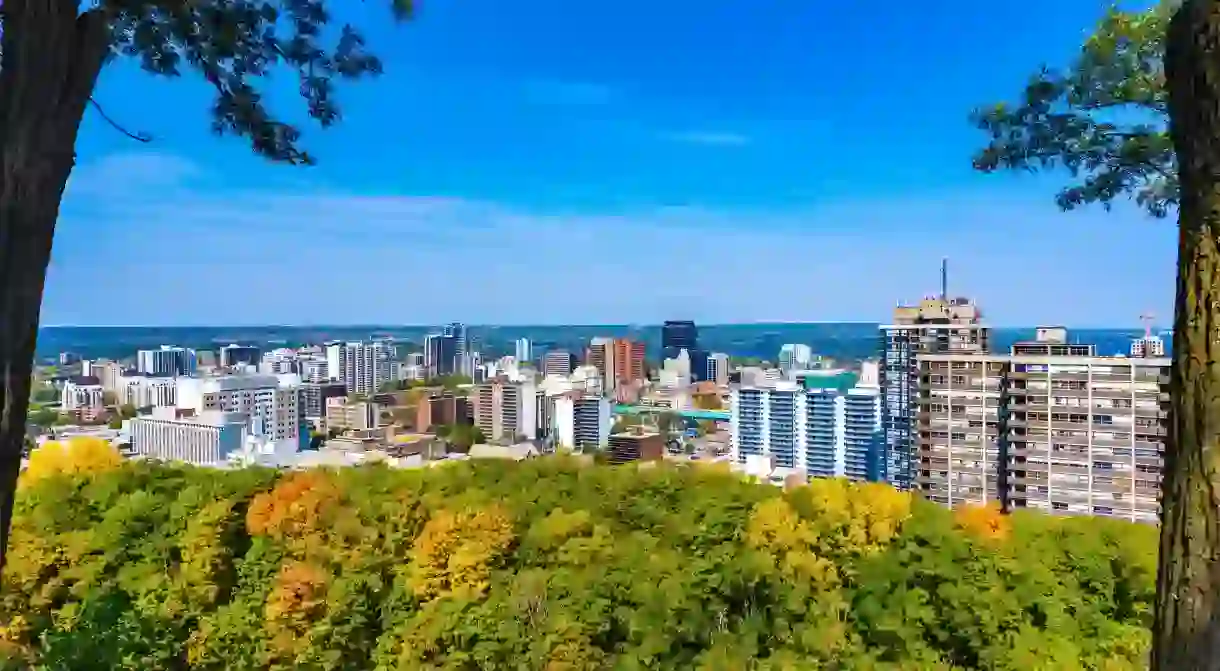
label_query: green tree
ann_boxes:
[655,411,683,437]
[969,3,1220,666]
[118,404,137,420]
[0,0,416,573]
[26,408,58,428]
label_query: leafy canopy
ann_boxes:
[82,0,414,163]
[971,1,1178,217]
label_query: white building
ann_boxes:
[129,407,248,465]
[472,378,538,442]
[342,341,392,395]
[552,394,612,451]
[730,376,881,483]
[515,338,533,364]
[325,342,345,382]
[176,373,302,455]
[778,344,813,372]
[117,375,178,409]
[60,380,104,410]
[301,358,329,383]
[260,348,299,375]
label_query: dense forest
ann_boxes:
[0,449,1156,670]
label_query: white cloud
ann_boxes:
[43,152,1177,327]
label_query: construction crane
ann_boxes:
[1140,312,1156,340]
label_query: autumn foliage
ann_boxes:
[0,457,1157,669]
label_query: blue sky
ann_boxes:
[45,0,1173,327]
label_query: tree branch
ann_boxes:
[87,97,152,143]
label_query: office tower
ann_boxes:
[457,351,482,379]
[779,344,813,372]
[424,333,457,377]
[662,320,698,358]
[731,374,882,483]
[707,352,730,386]
[342,341,392,395]
[612,338,647,384]
[301,358,329,383]
[472,377,538,442]
[915,327,1170,523]
[587,338,616,390]
[443,322,468,356]
[880,262,989,490]
[219,344,261,368]
[175,374,302,454]
[298,381,347,419]
[553,393,612,451]
[515,338,533,363]
[137,345,197,377]
[543,350,578,377]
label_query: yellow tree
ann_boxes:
[21,436,121,486]
[0,0,416,575]
[969,2,1220,666]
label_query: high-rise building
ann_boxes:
[707,352,730,386]
[472,377,538,442]
[880,265,989,490]
[137,346,197,377]
[130,407,248,465]
[587,338,616,390]
[424,334,457,377]
[219,344,261,368]
[443,322,468,356]
[662,320,698,358]
[299,381,347,419]
[915,327,1170,524]
[324,342,345,382]
[612,338,647,384]
[342,341,393,395]
[552,393,612,451]
[730,374,882,482]
[515,338,533,363]
[543,350,578,377]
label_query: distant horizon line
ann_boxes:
[37,321,1160,331]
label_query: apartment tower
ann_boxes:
[880,260,990,490]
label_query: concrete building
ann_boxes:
[137,346,197,377]
[915,328,1170,524]
[325,397,381,432]
[608,431,665,464]
[552,393,612,451]
[416,392,470,431]
[587,338,616,391]
[301,358,329,383]
[129,407,247,465]
[60,378,104,411]
[325,342,345,382]
[118,375,177,409]
[342,341,392,395]
[542,350,577,378]
[424,334,457,377]
[880,274,990,490]
[176,374,303,455]
[472,377,538,442]
[299,381,347,419]
[613,338,646,385]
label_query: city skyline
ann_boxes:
[44,0,1171,327]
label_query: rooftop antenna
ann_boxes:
[940,257,948,301]
[1140,312,1156,339]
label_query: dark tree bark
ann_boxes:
[1156,1,1220,668]
[0,1,109,573]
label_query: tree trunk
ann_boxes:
[1155,1,1220,668]
[0,2,109,574]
